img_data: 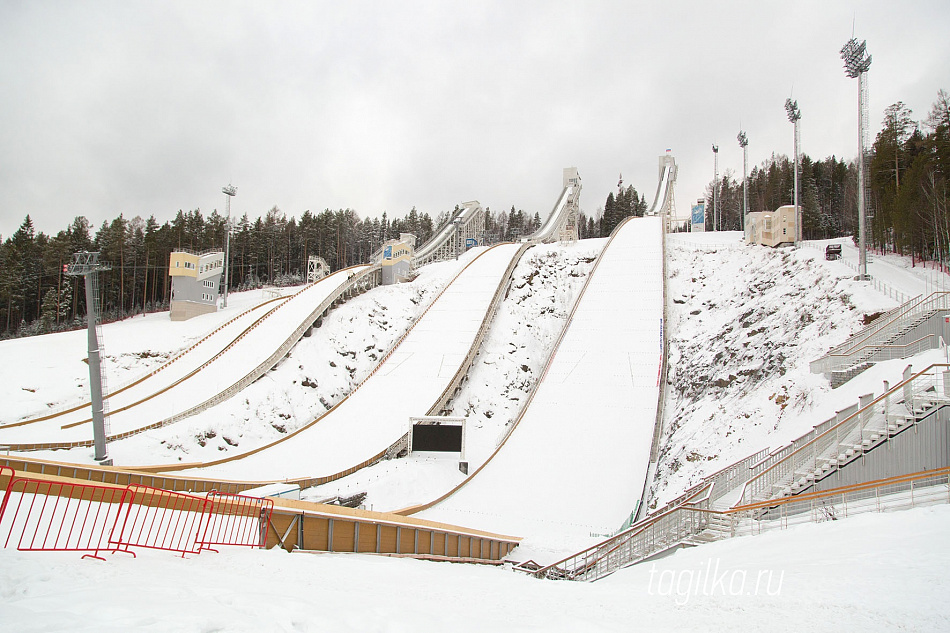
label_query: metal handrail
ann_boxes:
[811,291,950,373]
[534,466,950,582]
[739,363,950,506]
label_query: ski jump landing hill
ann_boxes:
[405,215,666,544]
[0,265,380,451]
[161,242,527,483]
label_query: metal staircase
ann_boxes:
[741,363,950,505]
[811,292,950,378]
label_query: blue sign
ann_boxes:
[691,203,705,226]
[465,238,477,248]
[383,245,392,260]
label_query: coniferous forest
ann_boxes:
[1,90,946,339]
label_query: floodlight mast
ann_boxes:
[737,131,749,232]
[222,184,237,307]
[712,144,719,231]
[785,99,802,245]
[841,37,872,280]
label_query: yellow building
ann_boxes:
[381,234,416,285]
[169,250,224,320]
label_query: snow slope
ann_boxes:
[0,267,371,446]
[3,230,950,630]
[416,217,663,552]
[651,232,941,510]
[170,243,525,481]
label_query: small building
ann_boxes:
[380,233,416,285]
[169,250,224,321]
[745,205,797,247]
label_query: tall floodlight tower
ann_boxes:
[785,99,802,245]
[712,144,720,231]
[841,37,872,280]
[64,252,112,464]
[221,184,237,307]
[737,130,749,232]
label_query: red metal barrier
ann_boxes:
[1,477,276,560]
[0,477,132,560]
[198,491,274,551]
[110,486,212,557]
[0,465,13,520]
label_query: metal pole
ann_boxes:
[222,184,237,307]
[794,117,801,244]
[738,131,749,233]
[84,273,108,462]
[224,195,231,308]
[858,71,868,280]
[841,38,871,280]
[712,144,719,231]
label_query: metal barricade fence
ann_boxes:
[198,491,273,551]
[0,465,13,518]
[1,475,281,560]
[109,485,212,557]
[0,477,132,560]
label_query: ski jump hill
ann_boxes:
[0,265,378,450]
[0,162,672,557]
[407,217,665,543]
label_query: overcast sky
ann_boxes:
[1,0,948,239]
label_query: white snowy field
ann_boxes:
[1,504,947,632]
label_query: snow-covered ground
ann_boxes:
[650,232,947,510]
[1,504,947,632]
[3,231,950,629]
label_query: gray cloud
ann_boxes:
[1,0,948,238]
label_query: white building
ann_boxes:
[745,205,797,247]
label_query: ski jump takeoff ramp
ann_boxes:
[411,216,664,544]
[170,243,525,482]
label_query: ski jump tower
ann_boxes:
[649,151,677,232]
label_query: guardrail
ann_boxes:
[804,241,913,304]
[531,466,950,582]
[810,292,949,374]
[739,363,949,506]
